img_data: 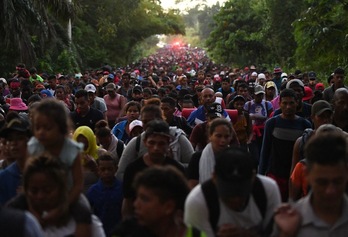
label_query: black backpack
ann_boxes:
[200,177,273,236]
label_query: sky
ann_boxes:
[161,0,227,11]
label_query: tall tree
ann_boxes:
[206,0,266,66]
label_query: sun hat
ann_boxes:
[9,98,28,111]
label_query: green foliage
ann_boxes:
[293,0,348,72]
[0,0,184,75]
[205,0,348,75]
[206,0,267,66]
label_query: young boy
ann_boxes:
[86,153,123,237]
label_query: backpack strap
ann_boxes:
[135,135,141,153]
[116,139,124,158]
[252,176,274,236]
[201,179,220,235]
[201,177,270,237]
[252,176,267,218]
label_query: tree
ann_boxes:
[0,0,73,75]
[73,0,185,68]
[206,0,267,66]
[293,0,348,72]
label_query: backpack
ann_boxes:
[116,139,125,158]
[201,177,272,236]
[298,128,314,161]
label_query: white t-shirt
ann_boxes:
[184,175,281,237]
[43,215,105,237]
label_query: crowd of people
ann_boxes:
[0,45,348,237]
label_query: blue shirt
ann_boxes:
[0,162,22,205]
[86,178,123,237]
[187,105,230,127]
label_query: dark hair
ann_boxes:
[122,73,130,79]
[27,94,42,104]
[280,88,297,101]
[29,67,37,74]
[144,98,161,106]
[334,67,345,75]
[97,152,117,166]
[24,154,69,211]
[125,101,141,113]
[141,104,163,120]
[33,99,69,135]
[237,82,248,90]
[161,97,176,108]
[56,85,66,93]
[143,88,153,95]
[305,132,348,169]
[95,120,111,137]
[134,166,189,210]
[209,118,233,136]
[48,75,56,81]
[75,89,88,100]
[144,119,170,139]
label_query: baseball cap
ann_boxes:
[302,86,313,101]
[106,83,116,91]
[308,71,316,79]
[257,73,266,80]
[273,67,282,74]
[311,100,333,116]
[206,102,223,118]
[213,74,221,83]
[214,147,255,198]
[129,120,143,133]
[232,95,246,103]
[254,85,265,95]
[85,84,96,93]
[0,118,31,138]
[251,72,258,77]
[40,89,53,98]
[132,85,143,94]
[130,72,137,79]
[250,65,256,70]
[264,81,276,89]
[315,83,325,91]
[286,79,304,89]
[107,74,115,80]
[281,73,288,79]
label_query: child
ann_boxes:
[86,153,123,237]
[232,95,253,151]
[27,99,92,237]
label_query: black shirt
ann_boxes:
[70,107,104,131]
[123,156,185,199]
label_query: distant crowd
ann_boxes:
[0,45,348,237]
